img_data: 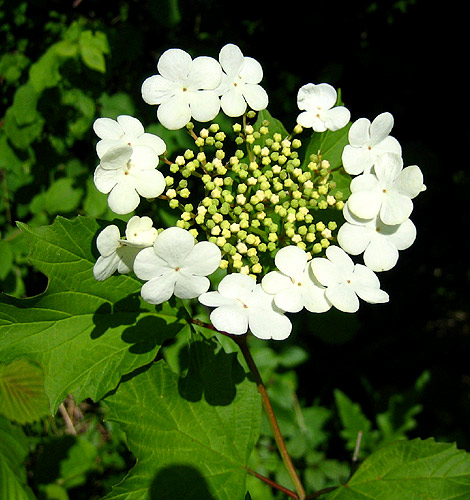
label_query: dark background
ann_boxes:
[7,0,470,450]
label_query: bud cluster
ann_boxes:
[161,114,345,277]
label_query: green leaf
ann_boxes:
[302,123,351,170]
[0,216,185,413]
[0,359,50,424]
[0,415,36,500]
[325,438,470,500]
[102,340,261,500]
[334,389,378,458]
[11,84,39,126]
[79,30,110,73]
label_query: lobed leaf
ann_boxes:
[325,437,470,500]
[102,339,261,500]
[0,216,185,414]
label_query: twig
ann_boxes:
[305,486,337,499]
[352,430,363,463]
[246,468,298,499]
[58,402,77,435]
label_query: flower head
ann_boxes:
[346,152,426,225]
[310,245,389,313]
[296,83,350,132]
[337,203,417,272]
[261,245,330,313]
[134,226,221,305]
[93,216,158,281]
[198,273,292,340]
[341,112,402,175]
[93,145,166,214]
[93,115,166,159]
[217,43,268,117]
[141,48,223,130]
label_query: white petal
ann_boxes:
[274,245,308,278]
[337,222,371,256]
[198,291,236,308]
[310,257,343,288]
[363,237,399,272]
[188,56,222,90]
[93,254,120,281]
[342,145,372,175]
[153,226,195,268]
[139,133,167,155]
[219,43,244,75]
[220,89,247,117]
[369,112,394,144]
[210,304,248,335]
[157,95,192,130]
[301,277,331,313]
[325,245,355,276]
[325,284,359,313]
[107,182,140,214]
[141,273,177,305]
[394,165,425,199]
[388,218,416,250]
[116,115,145,138]
[380,191,413,225]
[240,57,264,84]
[274,288,303,313]
[261,271,292,295]
[347,190,382,221]
[242,84,268,111]
[93,166,119,194]
[174,271,210,299]
[96,225,120,256]
[93,118,122,140]
[188,90,221,123]
[96,139,123,159]
[133,247,170,281]
[100,145,132,170]
[348,117,371,146]
[158,48,193,82]
[374,152,403,186]
[322,106,350,131]
[182,241,221,276]
[132,169,166,199]
[141,74,178,105]
[218,273,256,299]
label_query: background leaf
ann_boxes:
[0,216,185,413]
[325,437,470,499]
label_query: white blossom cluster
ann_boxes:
[91,43,425,341]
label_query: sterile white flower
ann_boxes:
[296,83,351,132]
[337,203,417,272]
[141,48,223,130]
[261,245,330,313]
[341,112,402,175]
[346,152,426,226]
[198,273,292,340]
[310,245,389,313]
[93,216,158,281]
[133,226,221,305]
[93,115,167,159]
[93,144,166,214]
[217,43,268,117]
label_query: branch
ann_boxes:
[246,468,298,499]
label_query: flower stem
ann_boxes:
[246,468,298,499]
[234,334,307,500]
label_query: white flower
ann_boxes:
[296,83,350,132]
[341,112,402,175]
[198,273,292,340]
[93,145,166,214]
[93,115,167,159]
[216,43,268,117]
[346,152,426,226]
[93,216,158,281]
[141,48,223,130]
[261,245,330,313]
[337,203,417,272]
[310,245,389,313]
[133,226,221,305]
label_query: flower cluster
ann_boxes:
[91,43,425,341]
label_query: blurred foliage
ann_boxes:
[1,0,469,498]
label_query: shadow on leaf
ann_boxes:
[178,337,246,406]
[148,464,217,500]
